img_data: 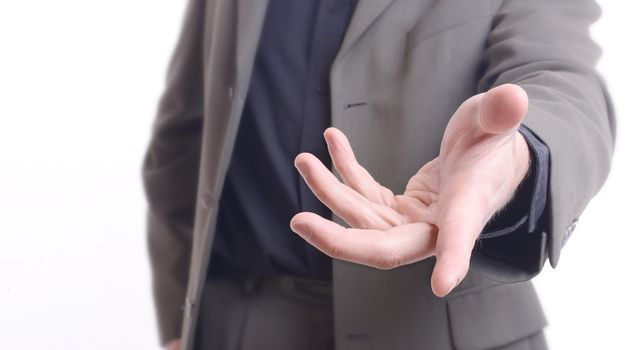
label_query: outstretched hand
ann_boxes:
[290,84,530,297]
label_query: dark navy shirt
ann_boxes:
[210,0,549,281]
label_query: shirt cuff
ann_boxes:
[480,124,550,239]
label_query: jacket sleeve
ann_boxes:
[471,0,616,282]
[141,0,206,345]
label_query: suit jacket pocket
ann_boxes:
[446,281,547,350]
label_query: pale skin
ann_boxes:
[164,84,530,350]
[290,83,530,297]
[165,340,180,350]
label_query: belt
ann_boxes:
[208,256,333,306]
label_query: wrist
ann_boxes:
[513,130,531,186]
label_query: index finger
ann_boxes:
[290,212,437,270]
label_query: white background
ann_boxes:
[0,1,634,349]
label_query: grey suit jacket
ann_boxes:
[142,0,615,349]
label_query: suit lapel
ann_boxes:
[234,0,395,87]
[337,0,397,58]
[235,0,269,95]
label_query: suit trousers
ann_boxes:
[193,272,335,350]
[193,272,548,350]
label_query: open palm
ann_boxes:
[291,84,530,296]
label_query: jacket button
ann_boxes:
[184,298,194,319]
[562,219,579,247]
[201,191,214,208]
[316,83,328,94]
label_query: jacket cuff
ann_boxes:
[471,125,551,282]
[157,299,184,347]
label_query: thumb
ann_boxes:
[430,187,485,297]
[478,84,528,135]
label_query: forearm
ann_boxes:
[144,142,200,345]
[475,0,615,277]
[142,0,207,344]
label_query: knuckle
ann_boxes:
[302,168,315,184]
[374,254,402,270]
[372,240,403,270]
[349,211,371,229]
[349,217,365,230]
[313,187,328,202]
[303,223,314,242]
[325,243,343,259]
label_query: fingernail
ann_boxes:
[295,160,309,175]
[291,221,308,235]
[324,136,333,149]
[445,278,461,296]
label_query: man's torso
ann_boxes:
[183,1,547,349]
